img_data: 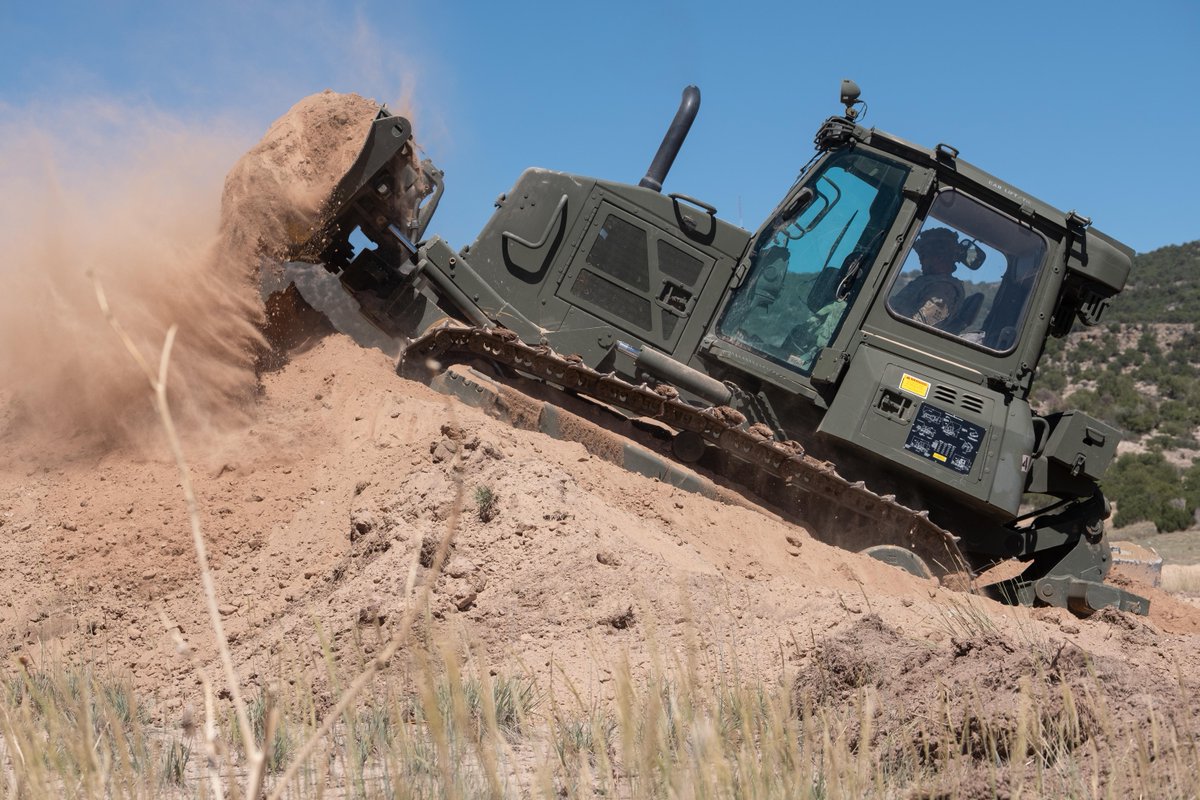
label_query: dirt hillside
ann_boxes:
[1,90,1198,795]
[2,332,1199,700]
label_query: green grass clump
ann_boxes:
[474,485,498,523]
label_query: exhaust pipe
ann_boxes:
[616,340,732,406]
[638,85,700,192]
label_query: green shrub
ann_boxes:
[1105,452,1194,532]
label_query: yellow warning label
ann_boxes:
[932,452,947,462]
[899,373,931,399]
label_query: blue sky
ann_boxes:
[2,1,1197,254]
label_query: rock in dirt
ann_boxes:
[419,533,449,569]
[450,582,478,612]
[601,606,636,630]
[430,438,460,464]
[349,509,376,541]
[357,602,386,626]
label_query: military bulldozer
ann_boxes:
[293,80,1149,615]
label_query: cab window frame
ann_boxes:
[884,188,1050,357]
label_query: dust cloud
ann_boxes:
[0,92,382,453]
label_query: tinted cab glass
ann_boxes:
[886,190,1047,352]
[718,150,909,373]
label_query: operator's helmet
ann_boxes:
[913,227,959,260]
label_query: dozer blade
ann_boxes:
[293,106,444,300]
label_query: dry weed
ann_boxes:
[1162,563,1200,594]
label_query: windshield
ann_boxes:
[717,150,909,373]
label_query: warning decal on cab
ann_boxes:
[899,373,931,399]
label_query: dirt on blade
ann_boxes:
[219,90,382,267]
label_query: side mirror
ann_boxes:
[959,239,986,270]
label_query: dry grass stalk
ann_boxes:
[95,277,268,798]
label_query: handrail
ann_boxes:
[501,194,568,249]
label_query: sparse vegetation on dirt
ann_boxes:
[4,606,1199,798]
[474,485,498,523]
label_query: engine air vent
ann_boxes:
[933,385,958,404]
[961,393,986,414]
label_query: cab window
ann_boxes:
[718,150,908,373]
[887,190,1047,352]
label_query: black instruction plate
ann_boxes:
[903,403,985,475]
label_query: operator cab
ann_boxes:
[704,83,1114,520]
[713,124,1058,400]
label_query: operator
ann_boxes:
[890,227,965,328]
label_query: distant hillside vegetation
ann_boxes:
[1109,240,1200,324]
[1034,239,1200,533]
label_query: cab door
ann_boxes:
[707,149,915,392]
[818,188,1053,513]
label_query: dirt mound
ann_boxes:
[797,613,1198,796]
[4,335,1195,687]
[0,333,1198,793]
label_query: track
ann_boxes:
[401,325,975,590]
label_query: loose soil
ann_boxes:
[1,90,1197,794]
[2,333,1199,790]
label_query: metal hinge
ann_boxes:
[902,167,935,199]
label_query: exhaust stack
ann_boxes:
[638,85,700,192]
